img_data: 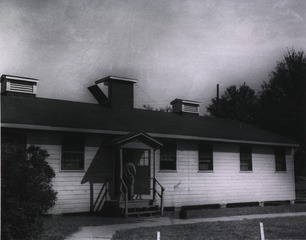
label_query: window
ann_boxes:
[240,145,252,171]
[160,141,176,170]
[138,150,149,166]
[61,135,85,170]
[199,143,213,171]
[275,147,286,171]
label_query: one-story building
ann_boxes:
[1,74,298,216]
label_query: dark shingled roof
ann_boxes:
[1,95,297,146]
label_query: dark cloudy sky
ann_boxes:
[1,0,305,113]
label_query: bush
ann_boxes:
[1,144,57,240]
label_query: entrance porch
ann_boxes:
[92,133,164,217]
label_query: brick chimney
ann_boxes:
[1,75,39,97]
[92,76,137,109]
[171,99,200,115]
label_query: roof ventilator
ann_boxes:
[171,98,201,115]
[1,75,39,97]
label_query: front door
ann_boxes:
[123,149,150,195]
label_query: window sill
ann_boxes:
[198,170,214,173]
[158,170,177,173]
[60,169,85,172]
[275,171,287,173]
[239,171,253,173]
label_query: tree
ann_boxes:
[257,49,306,139]
[1,144,57,240]
[205,49,306,176]
[206,83,258,123]
[257,49,306,177]
[143,104,172,112]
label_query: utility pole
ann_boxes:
[216,84,220,117]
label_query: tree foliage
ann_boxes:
[143,104,172,112]
[206,49,306,176]
[258,49,306,177]
[1,144,57,240]
[257,49,306,142]
[206,49,305,143]
[206,83,258,123]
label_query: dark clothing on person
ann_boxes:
[124,162,136,199]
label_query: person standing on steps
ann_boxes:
[124,158,136,200]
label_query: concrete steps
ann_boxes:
[101,199,161,217]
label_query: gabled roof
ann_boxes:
[1,95,298,146]
[104,132,163,147]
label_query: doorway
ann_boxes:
[123,148,150,195]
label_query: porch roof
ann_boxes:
[104,132,163,148]
[1,95,298,147]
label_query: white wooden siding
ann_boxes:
[156,141,295,207]
[27,132,295,213]
[27,131,113,214]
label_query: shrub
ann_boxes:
[1,144,57,240]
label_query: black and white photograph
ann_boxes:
[1,0,306,239]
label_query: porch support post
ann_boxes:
[160,188,164,216]
[119,148,123,179]
[119,147,123,201]
[106,181,110,201]
[153,149,156,201]
[153,149,156,179]
[90,182,94,212]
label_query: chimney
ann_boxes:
[94,76,137,109]
[1,75,39,97]
[170,99,200,116]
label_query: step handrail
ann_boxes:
[151,178,165,216]
[120,178,129,216]
[93,179,109,212]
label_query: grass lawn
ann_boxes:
[41,215,141,240]
[164,203,306,219]
[112,216,306,240]
[42,204,306,240]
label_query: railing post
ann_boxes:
[90,182,94,212]
[160,188,164,216]
[106,181,110,201]
[153,178,156,201]
[120,178,129,217]
[119,182,122,200]
[125,187,128,217]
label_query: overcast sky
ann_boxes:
[1,0,305,113]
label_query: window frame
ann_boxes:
[60,135,85,171]
[159,141,177,171]
[198,143,214,171]
[275,147,286,172]
[133,149,150,167]
[240,145,252,172]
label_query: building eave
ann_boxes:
[1,75,39,83]
[1,123,299,147]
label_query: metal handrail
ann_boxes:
[120,178,129,216]
[93,179,109,212]
[151,178,165,216]
[154,178,165,191]
[120,178,128,198]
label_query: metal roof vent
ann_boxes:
[1,75,39,96]
[170,99,201,115]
